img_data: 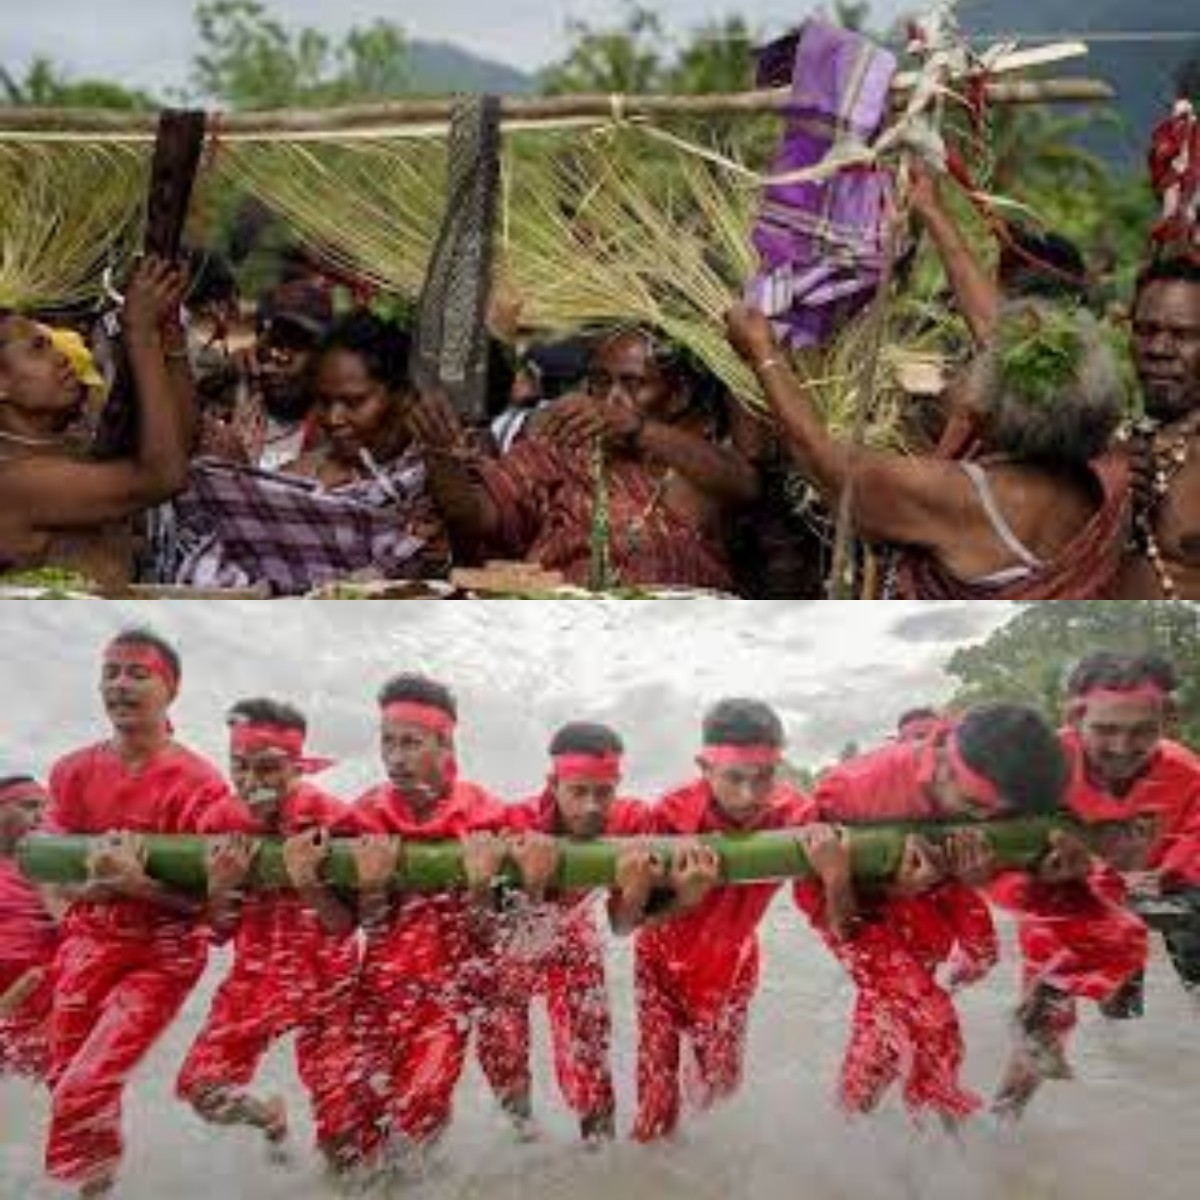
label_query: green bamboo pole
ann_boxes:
[17,816,1103,894]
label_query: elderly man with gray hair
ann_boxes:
[725,297,1130,598]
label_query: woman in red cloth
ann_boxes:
[41,629,230,1197]
[0,774,59,1083]
[793,707,1071,1126]
[474,721,662,1144]
[629,698,826,1142]
[175,698,362,1173]
[339,674,507,1171]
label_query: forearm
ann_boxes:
[424,451,501,555]
[358,886,393,933]
[608,886,653,935]
[206,889,243,937]
[918,201,1000,344]
[635,421,759,506]
[163,334,198,452]
[128,334,189,493]
[752,360,853,500]
[297,883,357,936]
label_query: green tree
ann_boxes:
[540,3,665,96]
[0,57,154,109]
[946,602,1200,745]
[191,0,409,109]
[665,16,756,95]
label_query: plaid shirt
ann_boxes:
[171,449,448,595]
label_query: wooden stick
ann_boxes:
[0,78,1116,140]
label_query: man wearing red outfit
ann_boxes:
[341,674,506,1170]
[42,629,228,1197]
[474,721,660,1144]
[795,706,1070,1126]
[0,775,59,1083]
[1052,653,1200,1020]
[175,698,361,1172]
[629,698,815,1142]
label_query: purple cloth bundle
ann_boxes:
[747,20,898,347]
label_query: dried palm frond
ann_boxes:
[0,142,147,310]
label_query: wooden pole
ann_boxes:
[18,817,1106,894]
[0,79,1117,141]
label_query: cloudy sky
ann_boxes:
[0,0,911,89]
[0,600,1012,797]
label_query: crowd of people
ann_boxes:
[2,630,1198,1196]
[1,145,1197,598]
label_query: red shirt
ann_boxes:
[197,783,357,1000]
[45,740,229,943]
[796,738,997,978]
[812,738,941,824]
[0,859,58,996]
[1060,731,1200,888]
[637,778,814,1014]
[493,791,651,966]
[342,779,505,990]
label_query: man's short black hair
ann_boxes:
[898,706,939,731]
[0,774,38,791]
[108,627,181,681]
[1065,651,1178,698]
[955,703,1067,814]
[226,698,308,732]
[1135,255,1200,298]
[377,674,457,719]
[702,698,784,748]
[548,722,624,757]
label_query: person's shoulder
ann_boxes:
[49,742,109,784]
[1156,739,1200,782]
[650,780,710,833]
[608,796,654,835]
[163,741,226,784]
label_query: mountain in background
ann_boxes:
[406,39,535,95]
[959,0,1200,163]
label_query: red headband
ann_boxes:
[553,752,622,783]
[945,733,1004,812]
[1079,685,1167,706]
[701,744,782,767]
[381,701,456,737]
[0,778,45,808]
[229,722,335,775]
[104,644,178,690]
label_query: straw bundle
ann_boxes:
[0,142,146,310]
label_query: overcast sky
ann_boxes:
[0,599,1012,798]
[0,0,911,89]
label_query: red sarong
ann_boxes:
[632,779,813,1141]
[42,741,227,1187]
[475,793,649,1123]
[0,859,58,1081]
[795,740,997,1120]
[175,784,361,1150]
[339,781,505,1151]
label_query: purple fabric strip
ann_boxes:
[748,20,898,347]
